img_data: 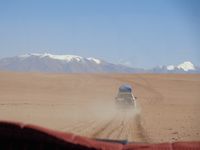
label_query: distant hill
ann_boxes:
[0,53,199,73]
[0,53,144,73]
[150,61,200,73]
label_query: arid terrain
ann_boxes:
[0,72,200,143]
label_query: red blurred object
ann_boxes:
[0,120,199,150]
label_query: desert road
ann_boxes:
[60,108,148,142]
[0,72,200,143]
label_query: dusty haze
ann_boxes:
[0,72,200,143]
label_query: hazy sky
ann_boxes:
[0,0,199,68]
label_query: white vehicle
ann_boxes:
[115,84,136,109]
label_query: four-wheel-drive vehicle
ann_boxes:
[115,84,136,109]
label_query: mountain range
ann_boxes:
[0,53,199,73]
[150,61,200,73]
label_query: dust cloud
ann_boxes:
[61,96,145,142]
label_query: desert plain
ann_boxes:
[0,72,200,143]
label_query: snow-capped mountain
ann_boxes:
[151,61,199,73]
[0,53,143,73]
[177,61,195,71]
[165,61,196,72]
[18,53,102,64]
[0,54,199,73]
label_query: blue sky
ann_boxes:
[0,0,199,68]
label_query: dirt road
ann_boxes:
[60,106,148,142]
[0,72,199,143]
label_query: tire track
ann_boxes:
[133,114,150,142]
[92,113,119,138]
[106,113,126,139]
[58,106,149,142]
[91,108,148,142]
[60,120,95,132]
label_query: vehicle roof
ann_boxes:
[119,84,132,92]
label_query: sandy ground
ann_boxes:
[0,72,200,143]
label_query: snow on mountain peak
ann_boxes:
[166,61,196,71]
[166,65,175,70]
[19,53,84,62]
[47,54,83,62]
[177,61,195,71]
[87,57,101,64]
[18,53,102,64]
